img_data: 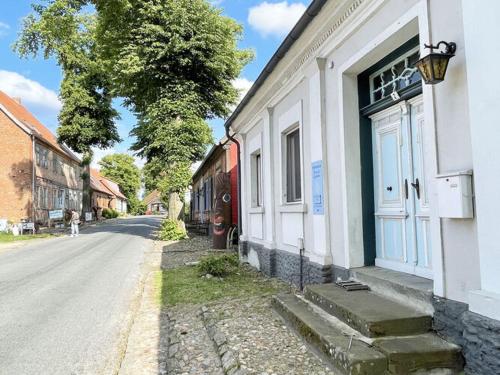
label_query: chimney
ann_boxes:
[13,97,22,104]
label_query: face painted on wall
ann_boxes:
[213,173,231,238]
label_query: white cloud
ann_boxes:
[0,22,10,38]
[248,1,307,38]
[0,70,61,111]
[232,77,254,104]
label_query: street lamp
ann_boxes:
[415,41,456,85]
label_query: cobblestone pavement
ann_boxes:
[120,233,336,375]
[168,306,224,375]
[209,296,334,375]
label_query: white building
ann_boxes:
[226,0,500,373]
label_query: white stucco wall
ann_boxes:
[233,0,482,304]
[462,0,500,320]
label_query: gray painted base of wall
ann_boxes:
[240,240,347,287]
[433,296,500,374]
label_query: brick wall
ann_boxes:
[0,111,33,222]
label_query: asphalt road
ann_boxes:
[0,216,163,375]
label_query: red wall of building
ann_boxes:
[229,142,239,226]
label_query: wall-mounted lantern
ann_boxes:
[415,41,456,85]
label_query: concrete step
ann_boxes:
[273,293,464,375]
[272,293,388,375]
[350,266,434,315]
[304,284,431,338]
[373,334,464,374]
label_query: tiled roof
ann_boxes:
[0,90,80,163]
[90,168,113,196]
[98,173,128,200]
[143,189,161,205]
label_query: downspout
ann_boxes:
[225,126,243,238]
[31,135,36,223]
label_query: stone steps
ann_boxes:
[350,266,434,315]
[305,284,432,338]
[272,293,387,375]
[273,289,464,375]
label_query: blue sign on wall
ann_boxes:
[312,161,324,215]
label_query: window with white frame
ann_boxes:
[41,148,49,169]
[53,154,58,173]
[285,128,302,203]
[35,145,41,166]
[251,151,263,207]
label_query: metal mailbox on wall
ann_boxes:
[436,170,474,219]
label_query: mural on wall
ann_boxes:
[213,172,232,249]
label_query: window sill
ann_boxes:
[249,206,265,214]
[278,203,307,213]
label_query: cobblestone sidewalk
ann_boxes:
[120,233,335,375]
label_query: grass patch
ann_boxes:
[0,232,55,243]
[156,263,285,306]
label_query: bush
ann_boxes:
[102,208,119,219]
[158,219,187,241]
[102,208,112,219]
[198,254,239,277]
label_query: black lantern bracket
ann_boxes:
[415,40,457,85]
[423,41,456,55]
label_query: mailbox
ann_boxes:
[436,170,473,219]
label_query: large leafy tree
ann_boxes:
[17,0,252,220]
[98,154,141,199]
[15,2,121,155]
[98,153,143,215]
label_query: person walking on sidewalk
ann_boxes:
[70,210,80,237]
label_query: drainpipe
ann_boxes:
[225,126,243,238]
[31,135,36,224]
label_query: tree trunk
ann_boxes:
[82,165,91,218]
[168,192,184,221]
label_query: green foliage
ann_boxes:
[128,196,147,215]
[17,0,251,196]
[0,233,55,243]
[158,219,187,241]
[157,264,285,306]
[98,153,141,203]
[102,208,119,219]
[157,161,192,195]
[198,254,239,278]
[96,0,253,119]
[15,1,120,154]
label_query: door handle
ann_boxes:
[411,178,421,200]
[405,179,409,199]
[386,186,393,192]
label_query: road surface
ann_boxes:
[0,216,162,375]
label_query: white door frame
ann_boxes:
[336,1,444,294]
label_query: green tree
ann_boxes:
[15,3,121,155]
[98,154,141,213]
[15,1,121,213]
[18,0,252,221]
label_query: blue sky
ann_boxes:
[0,0,311,167]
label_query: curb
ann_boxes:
[200,306,248,375]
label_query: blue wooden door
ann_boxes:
[371,96,432,278]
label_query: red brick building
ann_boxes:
[0,91,83,226]
[191,139,239,244]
